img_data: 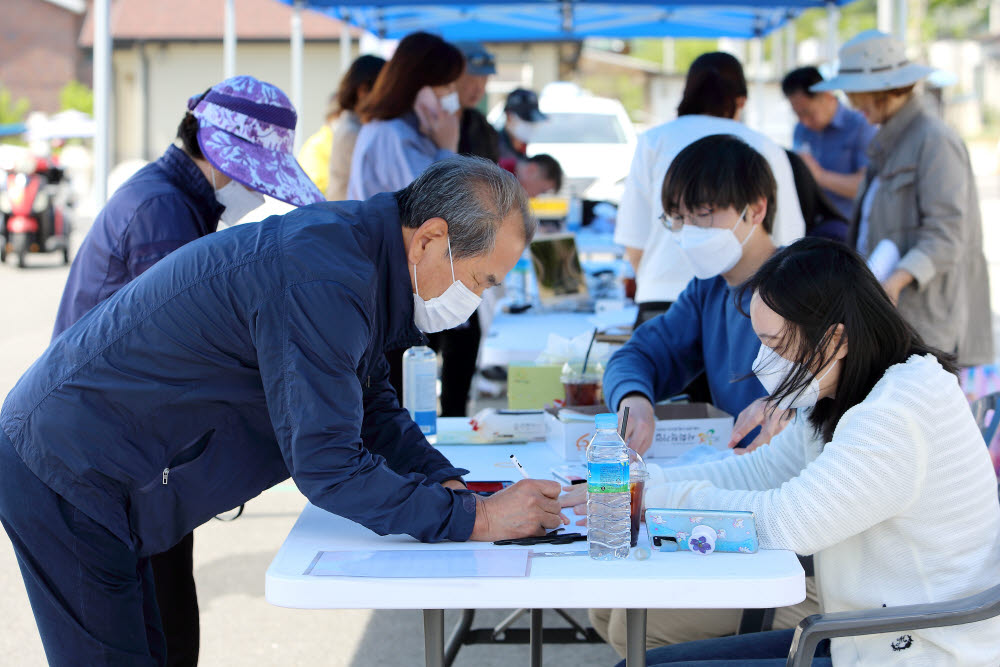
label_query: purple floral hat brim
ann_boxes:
[196,124,323,207]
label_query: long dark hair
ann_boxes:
[677,52,747,118]
[336,54,386,115]
[358,32,464,122]
[739,238,957,443]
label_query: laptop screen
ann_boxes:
[529,234,589,306]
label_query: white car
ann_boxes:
[490,83,637,204]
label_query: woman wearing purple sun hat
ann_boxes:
[51,74,321,666]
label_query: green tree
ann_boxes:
[59,80,94,115]
[0,84,30,126]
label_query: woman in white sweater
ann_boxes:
[629,238,1000,667]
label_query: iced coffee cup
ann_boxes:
[560,362,603,407]
[628,448,648,547]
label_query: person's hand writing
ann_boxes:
[727,397,793,454]
[618,394,655,455]
[469,479,567,542]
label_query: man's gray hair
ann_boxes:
[396,156,535,259]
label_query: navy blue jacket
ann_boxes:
[3,193,475,557]
[603,275,768,447]
[53,145,224,337]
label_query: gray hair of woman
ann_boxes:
[396,156,536,259]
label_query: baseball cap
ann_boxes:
[504,88,548,123]
[455,41,496,76]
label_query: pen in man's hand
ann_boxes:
[509,454,531,479]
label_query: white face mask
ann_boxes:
[412,236,483,333]
[507,116,537,143]
[212,168,265,225]
[752,343,837,409]
[439,91,461,114]
[673,205,753,280]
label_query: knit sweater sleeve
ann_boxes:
[645,412,816,493]
[645,400,926,555]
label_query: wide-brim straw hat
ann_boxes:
[812,30,935,94]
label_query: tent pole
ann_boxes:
[894,0,907,42]
[825,1,840,63]
[224,0,237,78]
[878,0,892,33]
[785,18,796,71]
[751,35,764,131]
[340,20,352,74]
[662,38,674,74]
[291,0,304,151]
[94,0,111,208]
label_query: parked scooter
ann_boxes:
[0,156,71,268]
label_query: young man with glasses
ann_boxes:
[563,133,820,657]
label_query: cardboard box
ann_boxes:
[507,362,564,410]
[545,403,733,462]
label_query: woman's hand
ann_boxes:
[413,86,459,152]
[559,484,588,526]
[727,397,793,454]
[881,269,914,307]
[618,394,655,455]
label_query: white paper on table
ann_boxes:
[305,549,531,578]
[667,444,735,467]
[867,239,901,283]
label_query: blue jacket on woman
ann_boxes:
[2,192,475,557]
[53,144,224,337]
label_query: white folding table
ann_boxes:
[265,436,805,666]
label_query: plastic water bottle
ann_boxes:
[403,346,437,444]
[566,193,583,233]
[587,413,630,560]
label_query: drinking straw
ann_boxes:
[620,406,630,441]
[581,327,599,374]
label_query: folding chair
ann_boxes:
[785,582,1000,666]
[969,391,1000,449]
[786,392,1000,665]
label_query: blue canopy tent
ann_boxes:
[278,0,860,41]
[290,4,803,41]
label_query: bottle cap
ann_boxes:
[595,413,617,430]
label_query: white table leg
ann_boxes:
[424,609,445,667]
[625,608,647,666]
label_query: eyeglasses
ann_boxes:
[659,207,717,233]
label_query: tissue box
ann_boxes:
[545,403,734,462]
[507,362,564,410]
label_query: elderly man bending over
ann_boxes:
[0,156,564,667]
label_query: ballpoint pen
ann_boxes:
[509,454,531,479]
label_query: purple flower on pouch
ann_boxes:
[689,536,712,554]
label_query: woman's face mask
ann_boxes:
[211,168,264,225]
[412,236,482,333]
[752,343,837,409]
[438,91,461,114]
[673,205,753,279]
